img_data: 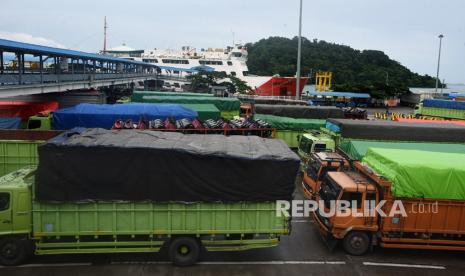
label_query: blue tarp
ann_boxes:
[308,91,371,98]
[52,103,198,130]
[0,117,21,129]
[423,99,465,110]
[325,121,341,133]
[448,92,465,98]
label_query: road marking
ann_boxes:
[292,220,309,223]
[111,261,346,265]
[363,262,446,270]
[0,262,92,268]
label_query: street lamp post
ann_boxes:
[435,34,444,93]
[296,0,303,100]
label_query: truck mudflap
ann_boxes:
[312,211,338,251]
[322,232,338,251]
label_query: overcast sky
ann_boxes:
[2,0,464,83]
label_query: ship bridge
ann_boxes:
[0,38,162,97]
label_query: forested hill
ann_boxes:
[245,37,438,97]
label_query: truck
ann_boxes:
[414,99,465,120]
[0,129,299,266]
[0,130,62,177]
[297,119,465,166]
[301,152,349,199]
[297,130,336,166]
[313,148,465,255]
[415,104,465,120]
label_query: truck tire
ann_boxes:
[0,237,33,266]
[342,231,370,256]
[169,237,201,267]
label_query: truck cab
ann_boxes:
[297,131,335,171]
[27,114,52,130]
[0,169,34,265]
[313,171,379,255]
[0,168,32,236]
[302,152,349,199]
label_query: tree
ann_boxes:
[187,71,251,94]
[246,36,439,98]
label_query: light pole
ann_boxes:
[296,0,303,100]
[435,34,444,93]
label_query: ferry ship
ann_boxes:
[105,43,307,97]
[106,44,248,78]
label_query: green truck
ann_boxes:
[297,131,336,170]
[415,104,465,120]
[0,129,298,266]
[0,130,62,177]
[0,168,288,266]
[254,114,329,149]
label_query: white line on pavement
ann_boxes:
[110,261,346,265]
[363,262,446,270]
[0,262,92,268]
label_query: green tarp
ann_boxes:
[181,104,220,121]
[340,139,465,161]
[363,148,465,200]
[137,96,240,112]
[132,91,214,102]
[254,114,326,131]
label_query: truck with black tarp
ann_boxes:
[313,148,465,255]
[325,118,465,143]
[254,104,345,119]
[297,118,465,173]
[0,129,300,266]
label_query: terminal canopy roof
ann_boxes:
[0,38,156,67]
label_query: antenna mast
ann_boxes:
[103,16,108,53]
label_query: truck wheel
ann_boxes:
[343,231,370,256]
[0,237,32,266]
[169,237,201,267]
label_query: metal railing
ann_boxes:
[0,72,157,86]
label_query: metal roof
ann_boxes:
[308,91,371,98]
[0,38,156,67]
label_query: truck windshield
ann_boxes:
[299,137,313,154]
[0,193,10,211]
[314,143,327,152]
[318,176,341,209]
[306,161,321,180]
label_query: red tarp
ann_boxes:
[396,118,465,126]
[0,101,59,120]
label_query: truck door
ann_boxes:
[0,192,12,233]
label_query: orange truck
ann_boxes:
[313,148,465,255]
[302,152,349,199]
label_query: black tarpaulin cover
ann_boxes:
[36,128,300,202]
[327,119,465,143]
[254,104,344,119]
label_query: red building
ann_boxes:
[255,77,309,97]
